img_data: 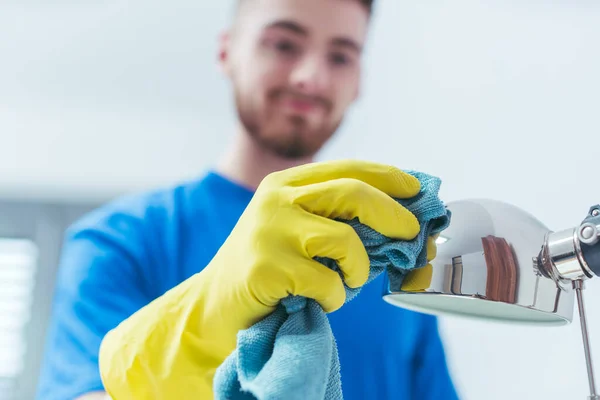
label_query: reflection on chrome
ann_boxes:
[383,198,574,325]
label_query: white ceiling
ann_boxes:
[1,0,599,204]
[1,0,236,202]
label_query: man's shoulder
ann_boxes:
[67,174,210,237]
[54,175,214,291]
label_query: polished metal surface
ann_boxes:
[383,198,575,325]
[580,222,600,246]
[574,280,599,398]
[539,227,593,282]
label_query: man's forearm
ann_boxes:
[97,271,222,399]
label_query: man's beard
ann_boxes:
[235,88,341,159]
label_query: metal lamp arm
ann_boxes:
[541,204,600,400]
[576,205,600,400]
[535,204,600,399]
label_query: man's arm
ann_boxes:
[35,210,153,400]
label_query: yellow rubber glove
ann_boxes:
[98,159,429,399]
[402,235,438,292]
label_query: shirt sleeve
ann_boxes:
[412,316,461,400]
[35,211,154,400]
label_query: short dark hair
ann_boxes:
[236,0,375,15]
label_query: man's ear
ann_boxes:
[218,31,233,77]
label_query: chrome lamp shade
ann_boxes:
[384,198,573,324]
[383,198,600,399]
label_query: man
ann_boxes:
[36,0,459,399]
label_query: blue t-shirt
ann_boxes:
[36,170,459,400]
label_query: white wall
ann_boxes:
[2,0,600,399]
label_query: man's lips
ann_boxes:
[281,98,321,113]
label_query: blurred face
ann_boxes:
[219,0,369,158]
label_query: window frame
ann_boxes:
[0,200,96,400]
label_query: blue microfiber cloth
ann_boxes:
[213,171,452,400]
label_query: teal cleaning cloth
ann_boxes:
[213,171,452,400]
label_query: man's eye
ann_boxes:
[274,40,299,55]
[330,52,351,66]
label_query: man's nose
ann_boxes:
[289,55,330,95]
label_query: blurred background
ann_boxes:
[1,0,599,399]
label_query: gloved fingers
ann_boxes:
[401,263,433,292]
[287,257,347,313]
[273,159,421,199]
[299,213,370,289]
[287,178,420,240]
[426,235,438,262]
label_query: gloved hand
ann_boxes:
[401,234,439,292]
[99,159,435,399]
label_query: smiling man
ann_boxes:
[35,0,459,399]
